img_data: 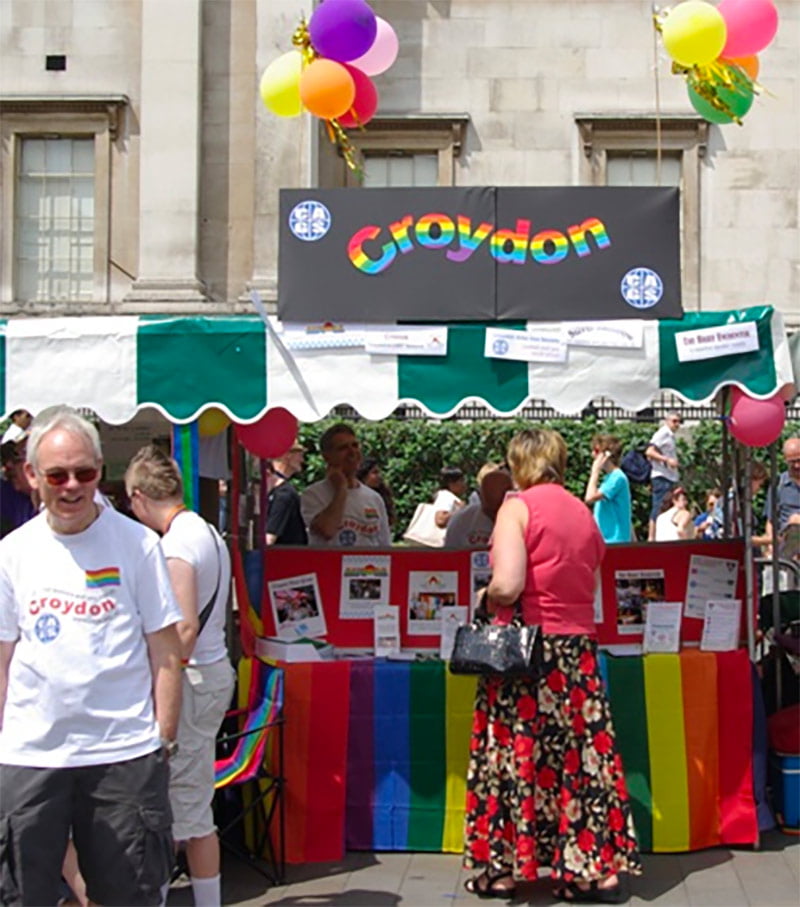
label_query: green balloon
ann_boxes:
[687,83,754,124]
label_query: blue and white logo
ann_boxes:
[620,267,663,310]
[289,200,332,242]
[35,613,60,643]
[492,338,509,356]
[473,552,490,569]
[339,529,357,547]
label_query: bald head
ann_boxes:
[784,437,800,482]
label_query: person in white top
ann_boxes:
[126,444,235,907]
[433,466,467,530]
[445,464,512,548]
[0,406,182,907]
[654,486,694,542]
[0,408,32,445]
[301,423,391,547]
[646,412,682,541]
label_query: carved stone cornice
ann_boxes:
[0,94,129,139]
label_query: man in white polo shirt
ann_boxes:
[0,406,182,906]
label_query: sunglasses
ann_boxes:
[42,467,99,487]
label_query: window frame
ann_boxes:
[339,114,470,188]
[575,115,709,311]
[0,95,127,309]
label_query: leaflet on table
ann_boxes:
[643,601,683,653]
[267,572,326,640]
[373,605,400,656]
[439,606,469,660]
[685,554,738,620]
[407,570,459,635]
[593,580,603,625]
[614,568,665,635]
[339,554,391,619]
[484,326,567,363]
[700,599,742,651]
[469,550,492,619]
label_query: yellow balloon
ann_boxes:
[198,408,231,438]
[259,51,303,118]
[662,1,727,67]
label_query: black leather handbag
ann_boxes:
[448,604,543,677]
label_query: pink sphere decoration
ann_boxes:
[728,388,786,447]
[719,0,779,58]
[235,407,299,459]
[337,64,379,127]
[348,17,399,76]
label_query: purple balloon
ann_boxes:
[309,0,378,63]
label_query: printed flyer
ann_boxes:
[339,554,391,619]
[267,573,326,641]
[407,570,459,635]
[614,568,666,635]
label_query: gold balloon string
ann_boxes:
[292,16,317,65]
[326,118,364,177]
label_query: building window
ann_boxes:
[318,114,469,188]
[575,115,708,309]
[15,137,95,302]
[0,95,127,310]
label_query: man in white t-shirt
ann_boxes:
[444,464,512,548]
[646,412,682,541]
[301,423,391,547]
[0,406,183,907]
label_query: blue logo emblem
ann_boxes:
[492,339,509,355]
[339,529,357,547]
[35,614,60,643]
[620,267,663,309]
[473,552,490,568]
[289,200,332,242]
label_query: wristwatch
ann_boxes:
[161,738,179,759]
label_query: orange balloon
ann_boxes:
[299,59,356,120]
[720,54,760,81]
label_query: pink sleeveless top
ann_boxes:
[494,483,605,635]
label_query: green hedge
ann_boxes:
[296,417,800,541]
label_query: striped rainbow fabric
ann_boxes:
[262,649,758,863]
[214,660,283,789]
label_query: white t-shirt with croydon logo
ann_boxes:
[0,507,181,768]
[301,480,391,547]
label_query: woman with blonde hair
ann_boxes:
[463,429,640,904]
[125,444,235,907]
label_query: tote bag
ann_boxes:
[402,502,445,547]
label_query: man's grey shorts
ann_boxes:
[0,750,173,907]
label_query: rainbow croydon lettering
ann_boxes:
[85,567,121,588]
[347,213,611,275]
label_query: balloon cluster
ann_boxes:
[258,0,399,170]
[655,0,779,125]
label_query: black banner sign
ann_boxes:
[278,187,682,322]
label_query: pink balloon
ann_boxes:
[234,407,298,459]
[719,0,779,58]
[728,388,786,448]
[337,64,379,127]
[348,16,399,76]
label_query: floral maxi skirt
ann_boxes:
[463,635,642,883]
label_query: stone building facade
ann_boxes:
[0,0,797,326]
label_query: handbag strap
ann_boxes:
[197,521,223,635]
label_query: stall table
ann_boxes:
[261,648,759,864]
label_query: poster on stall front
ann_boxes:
[374,605,401,657]
[440,606,469,660]
[685,554,738,620]
[339,555,391,619]
[267,573,326,641]
[470,551,492,618]
[614,568,666,635]
[643,601,683,653]
[407,570,459,635]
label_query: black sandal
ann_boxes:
[464,869,517,900]
[553,880,626,904]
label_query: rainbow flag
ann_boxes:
[85,567,120,588]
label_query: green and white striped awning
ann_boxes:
[0,306,794,424]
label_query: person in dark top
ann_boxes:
[356,457,397,528]
[266,441,308,545]
[0,438,36,538]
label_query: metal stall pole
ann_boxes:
[721,391,732,537]
[742,445,756,660]
[768,442,783,710]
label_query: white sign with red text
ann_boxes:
[675,321,759,363]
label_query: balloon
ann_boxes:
[348,17,399,76]
[661,1,727,67]
[719,0,778,58]
[337,64,379,128]
[234,408,299,460]
[728,388,786,447]
[309,0,377,63]
[198,408,230,438]
[720,54,760,81]
[299,58,356,120]
[687,81,754,123]
[259,51,303,118]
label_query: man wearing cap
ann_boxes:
[646,412,682,541]
[0,405,182,906]
[266,441,308,545]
